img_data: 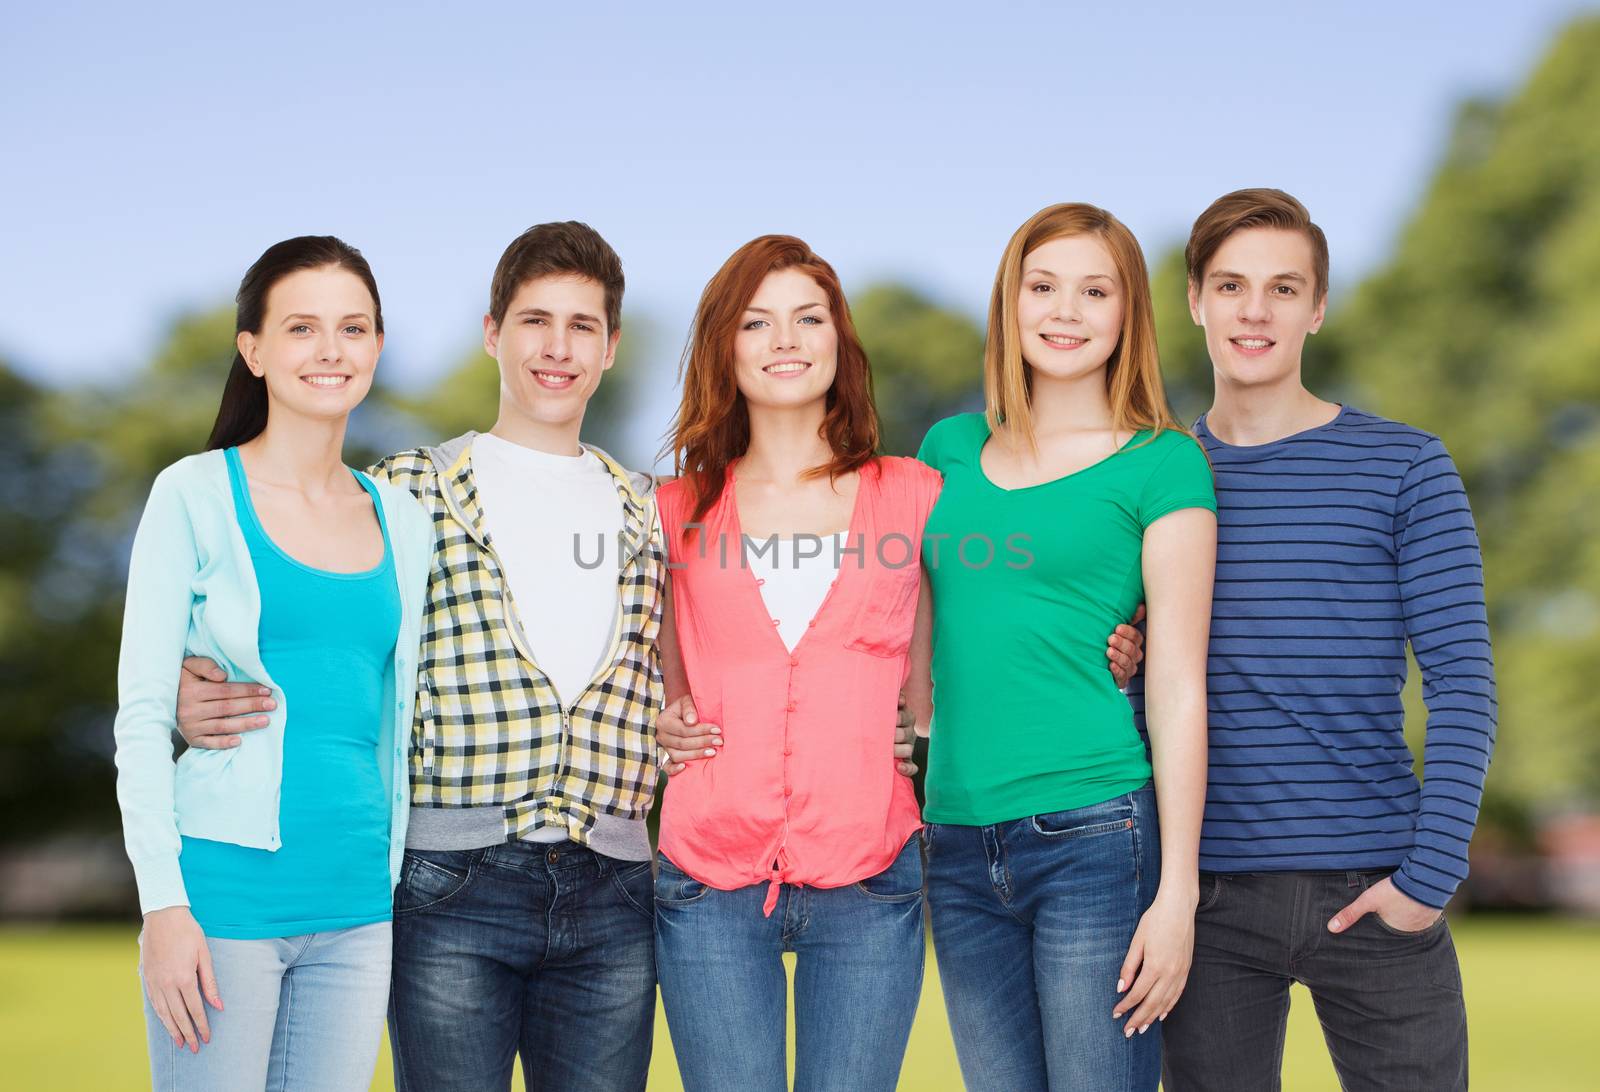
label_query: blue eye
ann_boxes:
[743,319,768,330]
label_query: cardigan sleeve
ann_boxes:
[112,466,201,915]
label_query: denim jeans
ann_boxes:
[1161,870,1468,1091]
[387,842,656,1092]
[927,783,1162,1092]
[654,833,925,1092]
[141,920,391,1092]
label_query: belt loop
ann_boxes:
[1346,870,1362,889]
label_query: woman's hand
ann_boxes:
[140,906,222,1053]
[1110,889,1195,1037]
[657,695,721,775]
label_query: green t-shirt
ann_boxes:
[916,413,1216,825]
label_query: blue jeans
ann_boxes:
[387,842,656,1092]
[142,920,391,1091]
[654,834,926,1092]
[927,784,1162,1092]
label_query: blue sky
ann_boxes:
[4,1,1592,411]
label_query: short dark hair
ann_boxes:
[1186,189,1330,303]
[488,221,625,333]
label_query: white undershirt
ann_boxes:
[471,432,625,708]
[743,533,845,651]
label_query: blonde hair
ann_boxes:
[984,203,1181,450]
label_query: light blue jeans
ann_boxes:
[654,834,926,1092]
[141,920,391,1092]
[927,784,1163,1092]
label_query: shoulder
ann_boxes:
[370,476,431,530]
[871,454,943,505]
[369,446,441,494]
[1329,407,1438,453]
[873,455,942,487]
[146,451,227,510]
[1127,427,1211,478]
[916,412,985,465]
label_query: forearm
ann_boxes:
[1392,439,1496,907]
[1145,690,1206,901]
[905,568,935,736]
[657,581,691,705]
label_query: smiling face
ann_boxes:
[732,268,839,411]
[484,273,619,437]
[1189,226,1327,389]
[237,266,382,423]
[1015,233,1125,383]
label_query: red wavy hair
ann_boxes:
[668,235,881,525]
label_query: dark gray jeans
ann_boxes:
[1162,871,1467,1091]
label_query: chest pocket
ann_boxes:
[845,562,921,659]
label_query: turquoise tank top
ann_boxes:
[180,447,399,939]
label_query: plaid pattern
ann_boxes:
[370,433,665,843]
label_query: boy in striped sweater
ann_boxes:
[1128,189,1496,1091]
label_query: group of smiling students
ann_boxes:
[114,188,1496,1092]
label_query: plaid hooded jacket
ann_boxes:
[370,431,665,859]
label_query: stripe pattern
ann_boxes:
[1127,407,1496,908]
[370,435,665,843]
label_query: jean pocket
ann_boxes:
[1029,797,1136,839]
[607,859,655,920]
[855,835,925,902]
[1370,909,1447,939]
[1196,872,1224,913]
[653,855,710,905]
[394,849,478,915]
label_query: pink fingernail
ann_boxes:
[1117,978,1126,992]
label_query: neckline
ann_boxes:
[726,460,872,659]
[974,422,1150,494]
[474,430,603,474]
[227,447,390,579]
[1197,403,1350,452]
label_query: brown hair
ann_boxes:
[985,203,1181,450]
[488,221,625,332]
[1185,188,1329,302]
[207,236,382,451]
[669,235,880,525]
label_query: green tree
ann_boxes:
[852,283,985,456]
[1325,15,1600,821]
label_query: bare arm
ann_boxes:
[905,567,935,738]
[1113,506,1216,1035]
[655,580,721,775]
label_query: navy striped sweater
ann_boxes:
[1127,406,1496,908]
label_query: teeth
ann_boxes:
[765,362,809,374]
[535,371,575,382]
[304,375,348,387]
[1042,334,1086,346]
[1234,339,1271,350]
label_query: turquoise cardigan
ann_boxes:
[112,450,434,915]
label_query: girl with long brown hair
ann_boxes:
[651,235,939,1091]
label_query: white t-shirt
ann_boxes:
[470,432,625,707]
[743,532,845,651]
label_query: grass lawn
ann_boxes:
[2,917,1592,1089]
